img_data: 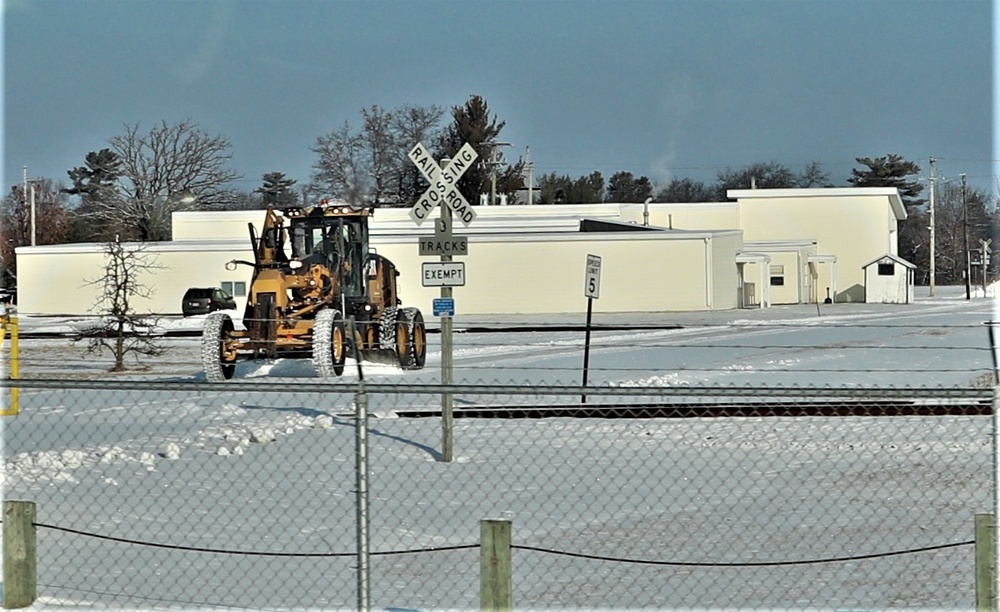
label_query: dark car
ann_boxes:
[182,287,237,317]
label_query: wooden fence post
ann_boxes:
[3,501,36,609]
[977,513,995,612]
[480,519,511,612]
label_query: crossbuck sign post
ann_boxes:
[408,142,478,463]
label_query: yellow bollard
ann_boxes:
[1,311,19,416]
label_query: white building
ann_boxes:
[14,187,906,316]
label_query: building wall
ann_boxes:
[16,230,739,316]
[354,231,740,315]
[16,189,902,316]
[16,241,255,316]
[732,189,902,302]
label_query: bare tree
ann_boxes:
[68,120,242,241]
[796,161,832,188]
[389,104,445,206]
[311,121,370,205]
[1,178,70,286]
[74,238,165,372]
[311,104,446,207]
[361,106,397,204]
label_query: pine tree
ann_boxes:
[848,153,926,271]
[437,95,524,205]
[256,172,298,208]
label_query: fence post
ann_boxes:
[480,519,511,612]
[355,386,370,612]
[3,500,36,609]
[977,513,996,612]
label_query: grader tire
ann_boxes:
[396,307,426,370]
[202,312,236,382]
[313,308,346,378]
[378,306,399,352]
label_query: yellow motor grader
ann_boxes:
[201,201,426,381]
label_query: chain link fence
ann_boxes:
[1,378,994,610]
[2,300,997,609]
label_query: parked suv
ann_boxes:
[182,287,237,317]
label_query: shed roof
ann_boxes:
[861,253,917,269]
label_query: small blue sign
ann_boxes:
[433,297,455,317]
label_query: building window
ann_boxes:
[222,281,247,297]
[769,264,785,286]
[877,263,894,276]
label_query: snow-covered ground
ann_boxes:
[0,289,996,609]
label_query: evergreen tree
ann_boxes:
[64,148,126,242]
[605,171,653,203]
[256,172,299,208]
[847,154,926,271]
[536,171,604,204]
[847,154,924,208]
[437,95,524,206]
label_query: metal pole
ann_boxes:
[526,146,533,206]
[963,173,971,300]
[29,184,36,247]
[350,318,370,612]
[441,199,454,463]
[993,384,1000,611]
[355,385,370,612]
[581,297,593,404]
[490,146,498,207]
[928,157,936,296]
[990,324,1000,612]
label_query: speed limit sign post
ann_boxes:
[582,254,601,403]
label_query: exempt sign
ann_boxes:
[421,261,466,287]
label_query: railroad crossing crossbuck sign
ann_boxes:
[408,142,478,226]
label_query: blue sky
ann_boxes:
[2,0,994,197]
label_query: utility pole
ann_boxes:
[928,157,936,296]
[21,166,38,247]
[29,185,36,247]
[489,147,497,206]
[962,173,971,300]
[486,141,510,206]
[526,146,534,206]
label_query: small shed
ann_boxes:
[862,253,916,304]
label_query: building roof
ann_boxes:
[861,253,917,269]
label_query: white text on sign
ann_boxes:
[419,237,468,256]
[407,142,479,226]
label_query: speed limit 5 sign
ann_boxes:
[584,254,601,299]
